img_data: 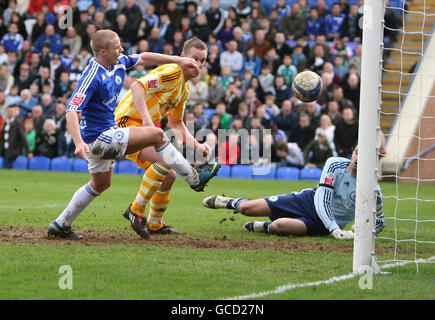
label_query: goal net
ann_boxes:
[353,0,435,273]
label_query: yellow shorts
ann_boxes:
[117,115,152,171]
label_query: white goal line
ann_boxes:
[223,256,435,300]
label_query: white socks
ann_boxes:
[155,141,199,185]
[55,183,100,227]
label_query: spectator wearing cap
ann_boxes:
[1,22,23,53]
[34,24,63,55]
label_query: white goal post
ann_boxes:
[353,0,435,274]
[353,0,385,274]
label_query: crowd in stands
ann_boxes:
[0,0,402,170]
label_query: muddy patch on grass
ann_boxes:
[0,225,401,254]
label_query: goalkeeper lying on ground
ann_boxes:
[203,146,386,240]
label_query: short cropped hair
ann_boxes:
[182,37,208,55]
[90,29,118,56]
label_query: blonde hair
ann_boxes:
[182,37,208,55]
[90,29,118,56]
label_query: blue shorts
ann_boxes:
[264,188,329,236]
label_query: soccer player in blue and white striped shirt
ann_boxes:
[203,146,386,240]
[48,30,219,240]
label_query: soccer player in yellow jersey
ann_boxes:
[114,37,214,236]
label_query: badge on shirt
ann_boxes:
[71,93,86,107]
[324,173,335,186]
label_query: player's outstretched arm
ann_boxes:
[136,52,200,78]
[66,110,89,162]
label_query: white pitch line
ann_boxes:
[224,256,435,300]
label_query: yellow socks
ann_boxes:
[131,163,169,217]
[147,187,171,231]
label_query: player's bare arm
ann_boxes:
[130,81,154,127]
[167,115,211,158]
[136,52,200,78]
[66,110,89,162]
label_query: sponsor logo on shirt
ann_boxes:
[147,79,159,89]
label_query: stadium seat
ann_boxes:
[51,157,73,172]
[203,108,216,119]
[117,159,139,174]
[276,167,300,180]
[72,158,88,172]
[252,165,276,180]
[0,157,3,169]
[300,167,322,181]
[12,156,28,170]
[28,156,51,171]
[230,165,252,179]
[216,164,230,178]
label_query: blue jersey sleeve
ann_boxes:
[313,157,346,232]
[66,62,99,112]
[119,54,139,71]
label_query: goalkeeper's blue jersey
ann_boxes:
[66,54,139,144]
[313,157,384,232]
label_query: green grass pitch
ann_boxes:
[0,170,434,300]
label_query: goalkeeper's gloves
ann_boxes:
[332,229,354,240]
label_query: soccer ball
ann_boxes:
[291,70,324,102]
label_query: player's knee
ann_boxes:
[92,181,111,193]
[238,202,252,215]
[268,221,283,234]
[162,170,177,188]
[151,127,165,145]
